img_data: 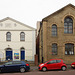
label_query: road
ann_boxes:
[0,70,75,75]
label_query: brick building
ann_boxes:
[37,4,75,64]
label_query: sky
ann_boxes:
[0,0,75,28]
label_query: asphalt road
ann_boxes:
[1,70,75,75]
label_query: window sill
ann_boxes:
[65,54,74,55]
[7,41,11,42]
[63,33,74,36]
[20,40,25,42]
[51,36,58,38]
[52,54,57,55]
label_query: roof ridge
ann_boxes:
[0,17,36,30]
[43,3,75,21]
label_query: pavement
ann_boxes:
[1,69,75,75]
[30,66,38,71]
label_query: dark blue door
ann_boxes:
[21,51,25,60]
[6,50,12,60]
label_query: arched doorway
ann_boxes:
[20,47,25,60]
[6,48,13,60]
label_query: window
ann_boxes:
[64,17,73,33]
[13,61,21,64]
[5,62,12,65]
[56,60,61,63]
[52,44,57,55]
[6,32,11,41]
[20,32,25,41]
[47,60,56,64]
[52,24,57,36]
[65,43,74,55]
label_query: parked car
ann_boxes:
[0,61,30,73]
[38,59,67,71]
[71,62,75,69]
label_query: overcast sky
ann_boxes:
[0,0,75,28]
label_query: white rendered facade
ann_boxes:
[0,17,36,61]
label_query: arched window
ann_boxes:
[52,43,57,55]
[20,32,25,41]
[65,43,74,55]
[52,24,57,36]
[64,17,73,33]
[6,32,11,41]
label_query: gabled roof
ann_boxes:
[0,17,36,30]
[43,4,75,21]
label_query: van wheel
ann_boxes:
[61,66,66,71]
[20,68,25,73]
[42,67,47,72]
